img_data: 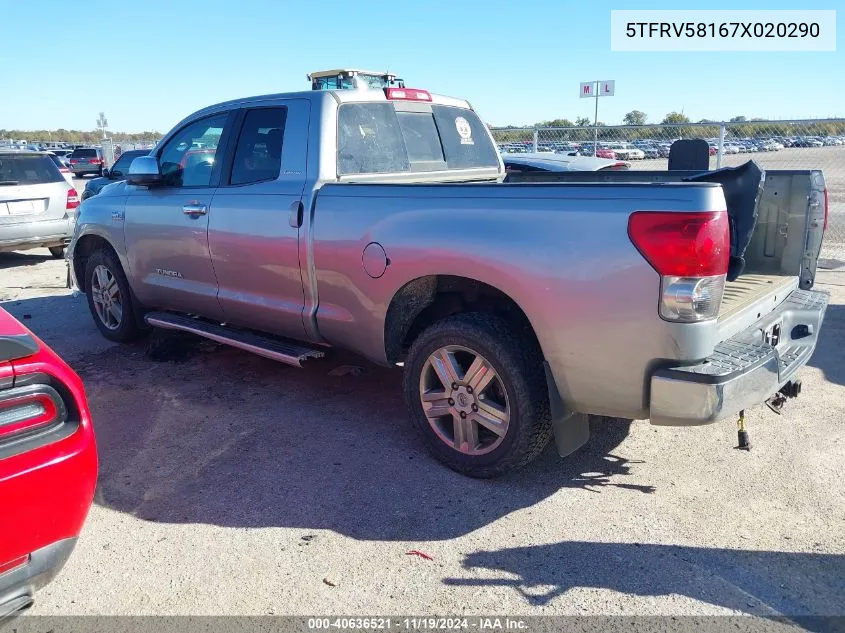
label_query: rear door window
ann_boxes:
[229,107,288,185]
[0,155,63,185]
[337,102,498,175]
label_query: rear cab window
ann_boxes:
[0,154,63,185]
[337,102,499,176]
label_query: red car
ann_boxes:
[0,308,97,618]
[595,148,616,159]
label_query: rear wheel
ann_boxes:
[84,249,144,342]
[48,246,64,259]
[403,313,552,478]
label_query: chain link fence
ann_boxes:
[491,120,845,261]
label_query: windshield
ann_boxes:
[337,103,499,176]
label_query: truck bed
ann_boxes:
[719,274,795,320]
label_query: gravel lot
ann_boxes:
[2,238,844,621]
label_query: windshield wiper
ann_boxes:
[0,180,21,186]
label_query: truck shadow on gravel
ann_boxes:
[67,329,654,541]
[444,542,845,631]
[808,303,845,387]
[0,251,55,270]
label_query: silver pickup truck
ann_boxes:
[67,86,830,477]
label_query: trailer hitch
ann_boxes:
[765,379,802,415]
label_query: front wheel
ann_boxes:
[403,313,552,478]
[84,249,144,342]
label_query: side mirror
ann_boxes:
[102,168,110,178]
[127,156,162,186]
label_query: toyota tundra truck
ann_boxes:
[66,85,829,477]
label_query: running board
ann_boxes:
[144,312,325,368]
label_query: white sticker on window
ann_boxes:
[455,117,474,145]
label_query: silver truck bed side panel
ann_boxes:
[310,182,727,420]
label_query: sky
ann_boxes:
[1,0,841,133]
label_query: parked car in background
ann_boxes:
[68,148,105,178]
[499,143,530,154]
[594,147,616,159]
[640,145,659,159]
[81,149,149,201]
[502,152,629,173]
[50,149,73,167]
[723,144,741,154]
[604,143,645,160]
[46,152,75,186]
[0,307,98,619]
[0,151,79,258]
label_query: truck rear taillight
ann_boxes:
[67,188,80,211]
[628,211,729,322]
[385,88,432,102]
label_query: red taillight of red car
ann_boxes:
[0,389,63,441]
[67,188,80,210]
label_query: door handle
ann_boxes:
[183,202,208,217]
[289,201,304,228]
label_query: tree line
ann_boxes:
[491,111,845,143]
[1,129,161,144]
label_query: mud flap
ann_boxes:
[543,362,590,457]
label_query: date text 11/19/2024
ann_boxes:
[307,617,529,630]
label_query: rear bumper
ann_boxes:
[70,163,101,175]
[0,218,74,252]
[649,288,829,426]
[0,538,77,620]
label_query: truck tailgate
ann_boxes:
[718,274,796,320]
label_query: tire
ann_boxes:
[403,312,552,478]
[48,246,65,259]
[84,249,144,342]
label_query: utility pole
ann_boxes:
[96,112,108,139]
